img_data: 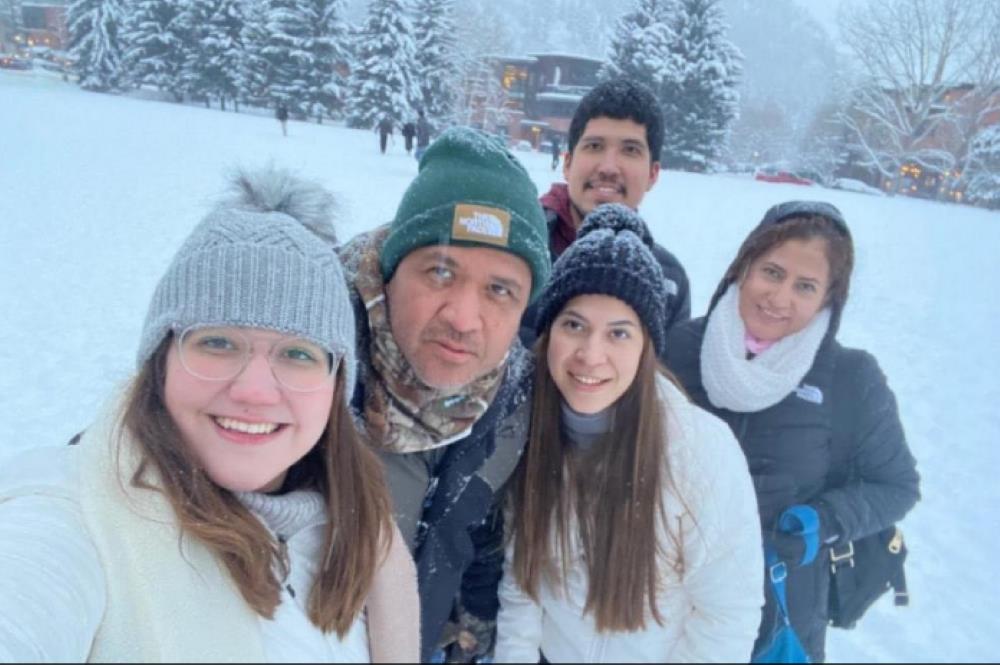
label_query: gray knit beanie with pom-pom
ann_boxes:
[534,203,668,358]
[136,167,356,397]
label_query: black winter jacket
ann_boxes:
[665,317,919,662]
[349,294,533,662]
[519,203,691,357]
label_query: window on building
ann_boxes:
[22,7,46,30]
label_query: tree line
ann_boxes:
[63,0,1000,208]
[67,0,458,127]
[67,0,745,171]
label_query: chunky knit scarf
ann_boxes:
[341,226,505,454]
[701,284,830,413]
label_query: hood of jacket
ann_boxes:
[706,200,852,339]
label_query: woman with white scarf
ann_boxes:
[664,201,920,662]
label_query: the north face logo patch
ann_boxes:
[795,384,824,404]
[452,203,511,247]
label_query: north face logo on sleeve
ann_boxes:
[452,204,511,247]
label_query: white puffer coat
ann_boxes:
[494,376,764,663]
[0,403,418,663]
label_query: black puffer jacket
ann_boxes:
[667,201,920,661]
[665,316,920,662]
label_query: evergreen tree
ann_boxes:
[966,125,1000,210]
[238,0,270,108]
[661,0,742,170]
[68,0,125,92]
[601,0,678,90]
[120,0,193,101]
[299,0,351,122]
[256,0,312,115]
[183,0,244,111]
[345,0,420,129]
[1,1,24,38]
[412,0,456,122]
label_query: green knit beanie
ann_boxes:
[380,127,551,302]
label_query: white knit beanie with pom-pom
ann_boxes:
[136,166,356,397]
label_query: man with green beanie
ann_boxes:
[337,127,551,662]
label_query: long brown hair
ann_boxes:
[118,336,393,636]
[509,329,682,633]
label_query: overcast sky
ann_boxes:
[794,0,844,38]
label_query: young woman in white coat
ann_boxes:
[0,169,419,662]
[494,204,764,663]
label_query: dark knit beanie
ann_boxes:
[534,203,668,357]
[380,127,551,302]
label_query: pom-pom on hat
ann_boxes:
[379,127,551,302]
[534,203,668,357]
[137,167,357,397]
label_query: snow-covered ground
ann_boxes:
[2,69,999,662]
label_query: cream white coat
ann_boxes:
[494,376,764,663]
[0,403,417,663]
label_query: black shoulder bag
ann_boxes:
[827,351,910,629]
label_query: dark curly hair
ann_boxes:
[568,78,664,162]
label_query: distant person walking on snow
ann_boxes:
[376,115,394,155]
[402,120,416,155]
[276,103,289,137]
[414,110,432,161]
[550,135,561,170]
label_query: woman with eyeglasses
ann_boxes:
[0,169,419,662]
[494,205,764,663]
[664,201,920,662]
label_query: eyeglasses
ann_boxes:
[177,326,334,393]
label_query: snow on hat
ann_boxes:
[534,203,668,357]
[137,167,356,397]
[379,126,551,302]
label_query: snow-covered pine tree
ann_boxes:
[660,0,742,170]
[237,0,270,109]
[345,0,420,129]
[254,0,313,116]
[183,0,244,111]
[299,0,351,122]
[966,125,1000,210]
[601,0,678,92]
[68,0,125,92]
[120,0,193,101]
[1,0,24,37]
[412,0,457,122]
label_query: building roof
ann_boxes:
[527,52,605,65]
[536,91,585,103]
[486,54,538,65]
